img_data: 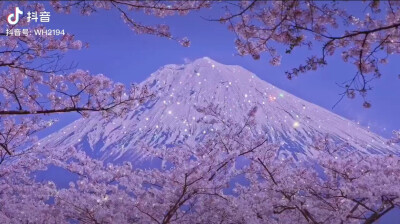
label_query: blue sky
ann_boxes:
[36,2,400,139]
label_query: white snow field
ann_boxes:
[40,57,399,162]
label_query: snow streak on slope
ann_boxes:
[40,57,399,162]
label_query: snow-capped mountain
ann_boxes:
[40,57,399,162]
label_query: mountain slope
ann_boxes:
[40,57,399,162]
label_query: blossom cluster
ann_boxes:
[218,0,400,104]
[0,106,399,223]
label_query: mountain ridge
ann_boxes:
[40,57,399,162]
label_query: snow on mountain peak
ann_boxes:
[152,56,261,87]
[40,58,399,162]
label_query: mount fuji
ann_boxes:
[40,57,399,162]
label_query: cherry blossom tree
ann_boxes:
[49,0,211,47]
[1,1,400,223]
[212,0,400,107]
[0,105,399,223]
[0,2,158,158]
